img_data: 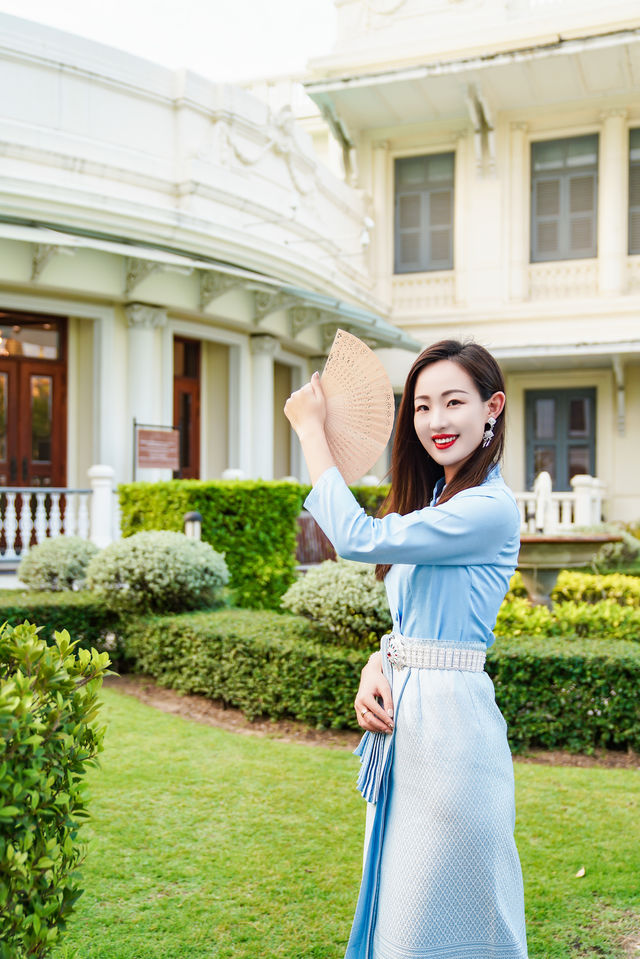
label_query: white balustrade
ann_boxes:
[0,464,118,564]
[513,472,605,533]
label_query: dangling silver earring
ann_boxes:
[482,415,497,448]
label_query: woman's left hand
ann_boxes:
[284,371,327,438]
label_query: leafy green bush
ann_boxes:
[85,531,228,616]
[118,480,304,609]
[495,596,640,642]
[0,621,111,958]
[507,568,640,604]
[121,609,640,751]
[551,570,640,605]
[0,592,121,658]
[17,537,98,592]
[593,529,640,571]
[281,559,391,649]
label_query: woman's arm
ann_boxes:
[283,372,335,484]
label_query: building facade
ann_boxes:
[300,0,640,521]
[1,0,640,535]
[0,10,417,508]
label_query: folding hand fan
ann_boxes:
[320,329,395,484]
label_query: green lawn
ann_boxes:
[55,689,639,959]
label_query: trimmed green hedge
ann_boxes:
[122,610,358,729]
[488,636,640,752]
[0,591,120,652]
[121,609,640,752]
[118,480,306,609]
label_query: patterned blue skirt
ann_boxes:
[346,638,528,959]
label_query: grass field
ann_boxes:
[54,689,639,959]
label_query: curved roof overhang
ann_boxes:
[305,28,640,133]
[0,218,421,353]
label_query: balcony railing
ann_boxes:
[0,465,117,565]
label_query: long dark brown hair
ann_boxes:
[375,339,506,581]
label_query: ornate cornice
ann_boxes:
[200,271,239,310]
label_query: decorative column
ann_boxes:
[454,131,468,305]
[509,122,529,302]
[598,109,628,297]
[125,304,167,425]
[372,140,392,306]
[250,334,278,480]
[88,465,115,548]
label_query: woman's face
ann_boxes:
[413,359,504,483]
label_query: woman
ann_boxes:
[284,340,528,959]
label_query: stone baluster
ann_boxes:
[4,492,17,560]
[49,493,62,538]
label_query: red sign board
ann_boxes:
[137,429,180,470]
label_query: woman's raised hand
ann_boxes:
[284,371,327,440]
[355,653,394,734]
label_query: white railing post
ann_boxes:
[533,471,553,532]
[570,474,594,527]
[88,465,115,549]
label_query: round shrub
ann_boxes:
[593,529,640,571]
[281,558,391,649]
[85,531,229,614]
[17,535,99,591]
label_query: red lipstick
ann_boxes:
[432,434,457,450]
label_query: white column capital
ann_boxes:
[599,108,628,122]
[250,334,278,356]
[125,303,168,329]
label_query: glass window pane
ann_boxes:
[569,398,588,436]
[566,135,598,167]
[31,375,52,463]
[0,321,59,359]
[535,399,555,439]
[534,447,556,483]
[425,153,454,183]
[0,373,6,461]
[179,392,192,468]
[174,339,185,377]
[397,156,428,187]
[569,446,590,479]
[532,140,565,172]
[630,128,640,163]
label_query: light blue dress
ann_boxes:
[304,465,528,959]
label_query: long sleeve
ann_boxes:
[303,466,520,567]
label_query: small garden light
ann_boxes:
[184,511,203,540]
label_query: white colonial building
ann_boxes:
[1,0,639,560]
[298,0,640,522]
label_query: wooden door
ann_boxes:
[0,314,67,487]
[173,337,201,479]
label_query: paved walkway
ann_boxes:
[0,572,26,589]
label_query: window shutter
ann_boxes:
[629,163,640,254]
[568,173,596,256]
[395,192,423,272]
[533,177,561,259]
[394,153,455,274]
[428,189,453,268]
